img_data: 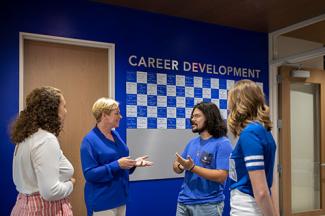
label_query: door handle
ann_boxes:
[320,163,325,167]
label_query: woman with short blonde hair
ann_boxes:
[92,98,119,123]
[81,97,152,216]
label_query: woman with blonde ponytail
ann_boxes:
[227,80,278,216]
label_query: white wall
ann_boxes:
[278,36,324,69]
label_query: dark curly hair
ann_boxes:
[10,86,63,144]
[191,101,227,138]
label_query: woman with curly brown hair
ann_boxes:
[10,86,75,216]
[227,80,278,216]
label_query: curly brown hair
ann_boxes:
[227,80,272,137]
[10,86,63,144]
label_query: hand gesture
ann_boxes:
[118,156,136,169]
[135,155,153,167]
[175,153,195,171]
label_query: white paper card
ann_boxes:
[137,71,147,83]
[157,96,167,107]
[126,82,137,94]
[137,94,147,106]
[126,105,137,117]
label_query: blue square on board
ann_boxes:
[194,88,202,98]
[203,77,211,88]
[219,99,227,109]
[186,118,192,129]
[157,107,167,118]
[126,94,137,105]
[167,96,176,107]
[148,118,157,128]
[157,85,167,96]
[211,89,219,99]
[137,83,147,94]
[167,118,176,129]
[127,117,137,128]
[147,73,157,84]
[176,108,185,118]
[176,86,185,97]
[147,95,157,106]
[167,74,176,85]
[219,79,227,89]
[185,76,194,87]
[137,106,147,117]
[126,71,136,82]
[186,97,194,107]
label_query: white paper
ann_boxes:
[157,118,167,129]
[227,80,235,90]
[126,105,137,117]
[176,97,186,107]
[176,75,185,86]
[137,94,147,106]
[202,88,211,98]
[157,73,167,85]
[137,71,147,83]
[194,77,203,88]
[126,82,137,94]
[257,82,264,91]
[194,98,203,105]
[219,89,227,99]
[185,87,194,97]
[157,96,167,107]
[211,99,219,107]
[167,85,176,96]
[167,107,176,118]
[137,117,147,128]
[211,78,219,89]
[186,108,193,118]
[147,84,157,95]
[176,118,186,129]
[220,109,228,120]
[147,106,157,118]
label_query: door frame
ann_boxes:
[278,66,325,215]
[19,32,115,110]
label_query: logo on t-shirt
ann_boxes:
[229,158,237,181]
[200,151,213,166]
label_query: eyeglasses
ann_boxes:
[104,110,121,116]
[113,111,121,116]
[191,114,203,119]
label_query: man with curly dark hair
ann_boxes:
[10,86,75,216]
[173,101,232,216]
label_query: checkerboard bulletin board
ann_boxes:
[126,71,263,129]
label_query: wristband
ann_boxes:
[189,164,195,171]
[177,163,184,171]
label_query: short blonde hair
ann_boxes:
[227,80,272,137]
[92,98,119,123]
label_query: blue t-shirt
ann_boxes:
[229,122,276,197]
[178,136,233,204]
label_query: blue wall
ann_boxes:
[0,1,268,215]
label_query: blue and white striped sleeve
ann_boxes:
[240,131,264,171]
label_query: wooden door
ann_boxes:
[24,39,109,215]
